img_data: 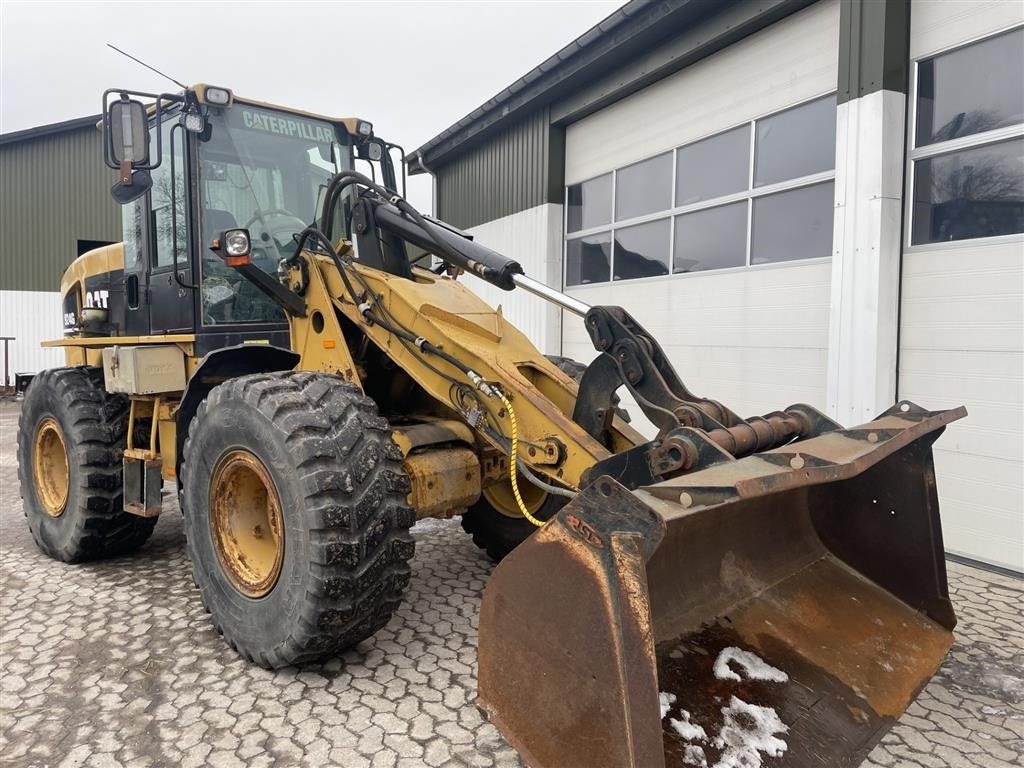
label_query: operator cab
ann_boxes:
[81,85,404,356]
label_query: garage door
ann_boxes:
[560,1,839,432]
[899,2,1024,572]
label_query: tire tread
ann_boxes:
[180,371,414,669]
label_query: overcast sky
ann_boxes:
[0,0,622,210]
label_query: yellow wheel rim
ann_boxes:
[483,475,547,520]
[209,450,285,598]
[33,417,70,517]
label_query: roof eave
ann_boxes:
[0,114,103,147]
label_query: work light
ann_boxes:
[204,86,232,105]
[225,229,250,257]
[211,228,252,266]
[182,109,204,133]
[357,120,373,137]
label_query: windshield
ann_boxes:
[198,104,351,325]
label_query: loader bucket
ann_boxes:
[477,401,965,768]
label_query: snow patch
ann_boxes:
[669,710,708,742]
[683,745,708,767]
[411,517,458,534]
[713,647,788,683]
[660,691,677,719]
[712,696,789,768]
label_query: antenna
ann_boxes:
[106,44,187,90]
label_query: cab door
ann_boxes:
[120,197,148,336]
[146,117,195,334]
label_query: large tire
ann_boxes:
[16,367,157,562]
[461,355,628,562]
[460,490,564,562]
[180,371,415,668]
[546,354,630,422]
[546,355,588,382]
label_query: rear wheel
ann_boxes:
[16,367,157,562]
[460,355,630,561]
[460,479,564,562]
[181,371,415,668]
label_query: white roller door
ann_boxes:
[900,1,1024,572]
[561,0,840,431]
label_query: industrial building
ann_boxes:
[0,0,1020,572]
[0,115,120,376]
[409,0,1023,573]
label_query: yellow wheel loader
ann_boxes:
[18,84,965,768]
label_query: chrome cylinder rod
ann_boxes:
[511,274,591,317]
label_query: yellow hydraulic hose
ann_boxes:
[496,391,545,527]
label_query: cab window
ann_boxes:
[197,104,350,325]
[150,118,187,269]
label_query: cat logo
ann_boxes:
[85,289,109,309]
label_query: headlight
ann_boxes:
[224,229,250,257]
[204,86,232,106]
[212,228,252,266]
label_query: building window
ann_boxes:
[614,219,670,280]
[565,233,611,285]
[615,153,673,221]
[754,96,836,187]
[676,126,749,205]
[674,201,747,273]
[564,94,836,287]
[909,27,1024,246]
[566,173,612,233]
[752,181,835,265]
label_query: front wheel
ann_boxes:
[181,371,415,668]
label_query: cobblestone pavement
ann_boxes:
[1,400,1022,768]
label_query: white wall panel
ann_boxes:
[899,243,1024,573]
[910,0,1023,59]
[565,0,839,184]
[563,262,832,438]
[826,89,906,426]
[462,203,563,355]
[0,290,65,378]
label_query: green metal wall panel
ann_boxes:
[435,108,563,230]
[1,126,120,292]
[837,0,910,105]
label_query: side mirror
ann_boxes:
[108,97,152,204]
[108,98,150,166]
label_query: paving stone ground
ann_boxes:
[1,399,1021,768]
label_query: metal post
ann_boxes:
[0,336,13,390]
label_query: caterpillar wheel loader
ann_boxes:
[18,84,965,768]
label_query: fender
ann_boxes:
[175,343,300,482]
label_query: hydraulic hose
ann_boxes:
[495,391,545,527]
[305,172,574,521]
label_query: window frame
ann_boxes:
[563,92,837,289]
[904,24,1024,253]
[148,116,190,273]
